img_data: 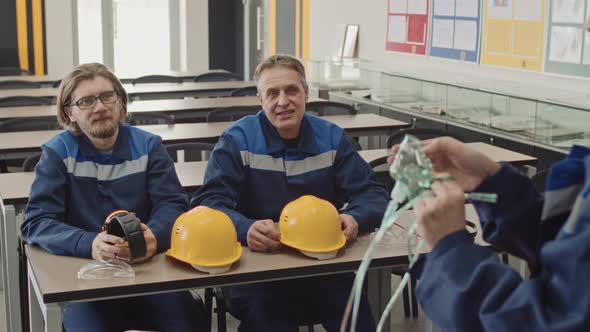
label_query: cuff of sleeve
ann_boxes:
[429,229,474,260]
[475,162,525,200]
[237,218,256,245]
[76,232,99,258]
[150,225,170,253]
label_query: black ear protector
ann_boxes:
[103,210,147,260]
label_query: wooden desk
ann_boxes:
[25,230,407,332]
[0,70,230,87]
[0,143,536,205]
[0,96,323,121]
[0,114,408,159]
[0,81,256,101]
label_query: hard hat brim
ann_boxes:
[166,242,243,267]
[280,232,346,253]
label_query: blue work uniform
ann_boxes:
[192,111,389,332]
[22,125,205,332]
[414,145,590,331]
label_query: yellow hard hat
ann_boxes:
[279,195,346,254]
[167,206,242,270]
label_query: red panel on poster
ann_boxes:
[385,0,429,55]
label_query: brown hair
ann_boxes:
[253,54,308,94]
[56,63,128,134]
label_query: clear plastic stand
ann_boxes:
[77,259,135,280]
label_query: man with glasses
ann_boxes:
[21,63,205,331]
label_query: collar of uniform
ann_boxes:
[258,112,321,155]
[77,124,131,159]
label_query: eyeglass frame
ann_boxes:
[66,90,119,111]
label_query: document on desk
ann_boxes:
[487,0,512,19]
[453,20,477,51]
[455,0,478,18]
[432,18,454,48]
[434,0,455,16]
[388,15,408,43]
[549,26,583,64]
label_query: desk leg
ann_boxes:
[28,260,62,332]
[2,204,22,332]
[367,268,391,332]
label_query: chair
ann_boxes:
[0,80,42,89]
[131,75,183,85]
[531,169,548,193]
[230,86,258,97]
[386,128,462,149]
[0,96,53,107]
[127,112,175,125]
[165,142,215,162]
[305,101,358,116]
[23,153,42,172]
[0,67,31,76]
[52,80,62,88]
[206,106,259,122]
[0,117,61,132]
[193,72,242,82]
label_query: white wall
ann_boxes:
[44,0,76,78]
[185,0,209,72]
[309,0,590,99]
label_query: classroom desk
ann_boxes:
[0,70,230,87]
[0,81,256,101]
[0,114,409,160]
[0,96,323,121]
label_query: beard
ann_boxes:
[88,118,119,139]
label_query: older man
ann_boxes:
[21,63,205,331]
[192,54,388,331]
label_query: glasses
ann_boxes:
[68,90,118,110]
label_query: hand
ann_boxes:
[130,223,158,263]
[91,232,129,261]
[388,137,500,192]
[247,219,282,252]
[413,180,466,250]
[340,214,358,242]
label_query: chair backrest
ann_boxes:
[368,156,395,193]
[0,117,61,132]
[386,128,464,148]
[0,67,31,76]
[52,79,62,88]
[23,153,42,172]
[193,72,242,82]
[531,169,549,193]
[346,133,362,151]
[165,142,216,162]
[230,86,258,97]
[305,101,359,116]
[127,112,175,125]
[131,75,183,85]
[206,106,259,122]
[0,80,42,89]
[0,96,54,107]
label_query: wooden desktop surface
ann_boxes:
[0,81,255,99]
[0,143,537,205]
[0,96,325,119]
[0,114,407,152]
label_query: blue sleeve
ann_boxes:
[21,147,98,258]
[416,217,590,331]
[145,140,189,253]
[471,163,544,265]
[190,134,255,245]
[333,134,389,232]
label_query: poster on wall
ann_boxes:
[385,0,429,55]
[480,0,545,71]
[545,0,590,78]
[429,0,481,62]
